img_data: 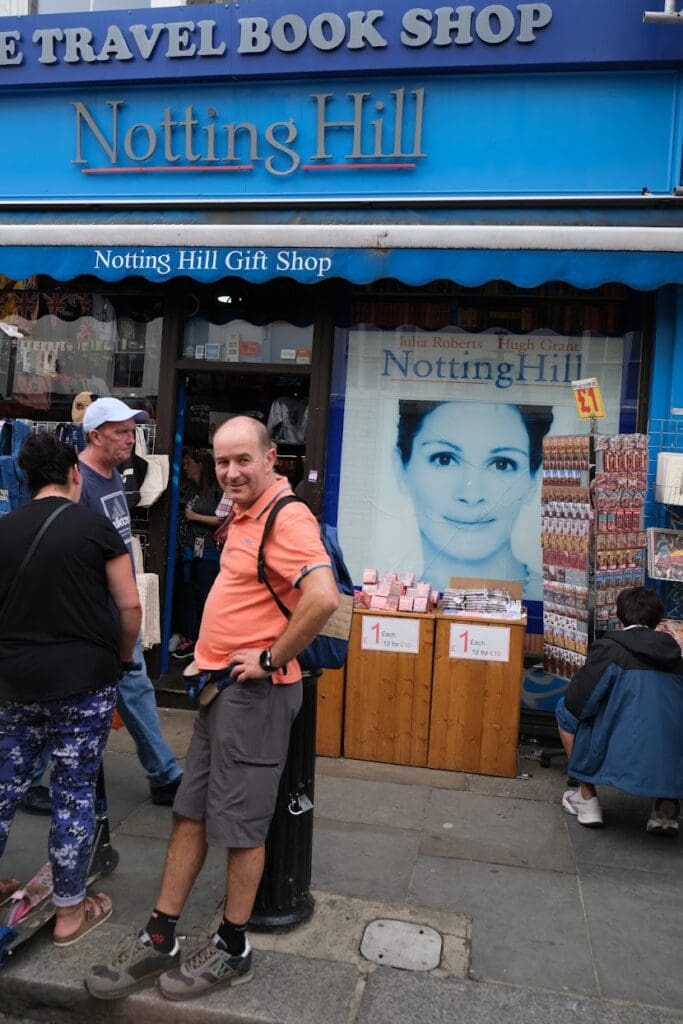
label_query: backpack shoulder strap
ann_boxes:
[257,494,305,621]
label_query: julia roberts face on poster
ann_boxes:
[395,401,549,578]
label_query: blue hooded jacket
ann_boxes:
[567,628,683,798]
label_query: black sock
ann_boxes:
[145,908,179,953]
[216,917,247,956]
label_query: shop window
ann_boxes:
[348,279,637,336]
[182,279,316,364]
[0,287,162,423]
[332,280,647,610]
[0,0,30,14]
[183,318,313,368]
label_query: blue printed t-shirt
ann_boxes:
[79,461,134,565]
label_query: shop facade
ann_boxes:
[0,0,682,716]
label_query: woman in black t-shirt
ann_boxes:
[0,434,141,947]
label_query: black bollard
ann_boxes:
[249,669,319,932]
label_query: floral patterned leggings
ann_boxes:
[0,686,116,907]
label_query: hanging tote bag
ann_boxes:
[137,454,169,508]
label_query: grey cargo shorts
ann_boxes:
[173,675,303,847]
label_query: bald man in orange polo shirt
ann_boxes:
[88,416,339,1004]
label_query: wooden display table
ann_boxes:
[344,608,435,767]
[428,614,526,778]
[316,667,345,758]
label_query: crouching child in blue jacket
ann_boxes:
[555,586,683,834]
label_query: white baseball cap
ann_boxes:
[83,397,149,432]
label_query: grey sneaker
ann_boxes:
[646,798,680,837]
[85,930,180,1000]
[158,934,253,1001]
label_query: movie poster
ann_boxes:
[337,329,627,602]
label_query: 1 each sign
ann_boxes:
[361,616,420,654]
[449,623,510,663]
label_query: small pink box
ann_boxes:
[399,572,416,587]
[415,583,431,598]
[398,596,414,611]
[376,581,391,598]
[429,589,440,607]
[362,568,378,584]
[390,582,404,598]
[413,596,429,613]
[385,596,400,611]
[370,595,388,610]
[362,583,378,596]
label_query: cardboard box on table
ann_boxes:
[343,608,434,766]
[428,578,526,779]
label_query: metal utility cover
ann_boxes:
[360,919,442,971]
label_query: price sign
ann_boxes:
[361,616,420,654]
[449,623,510,663]
[571,377,606,420]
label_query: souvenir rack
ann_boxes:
[541,433,648,681]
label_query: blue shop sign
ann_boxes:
[0,0,680,90]
[0,72,677,200]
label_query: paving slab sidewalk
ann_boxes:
[0,710,681,1023]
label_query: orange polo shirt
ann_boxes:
[194,477,331,683]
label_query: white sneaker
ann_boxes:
[562,788,604,828]
[646,799,680,837]
[168,633,182,654]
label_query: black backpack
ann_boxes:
[257,495,354,671]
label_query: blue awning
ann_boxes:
[1,206,682,290]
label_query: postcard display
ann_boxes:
[542,434,648,680]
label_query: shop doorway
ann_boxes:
[151,277,336,692]
[182,367,310,486]
[158,361,318,690]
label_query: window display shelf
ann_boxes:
[175,359,311,376]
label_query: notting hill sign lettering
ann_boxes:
[0,0,677,89]
[73,88,426,177]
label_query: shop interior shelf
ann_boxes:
[175,359,312,375]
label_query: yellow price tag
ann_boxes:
[571,377,606,420]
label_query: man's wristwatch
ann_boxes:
[259,648,277,673]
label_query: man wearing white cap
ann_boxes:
[80,398,182,805]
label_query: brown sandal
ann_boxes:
[53,892,113,947]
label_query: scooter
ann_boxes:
[0,764,118,967]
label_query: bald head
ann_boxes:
[213,415,273,454]
[213,416,277,509]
